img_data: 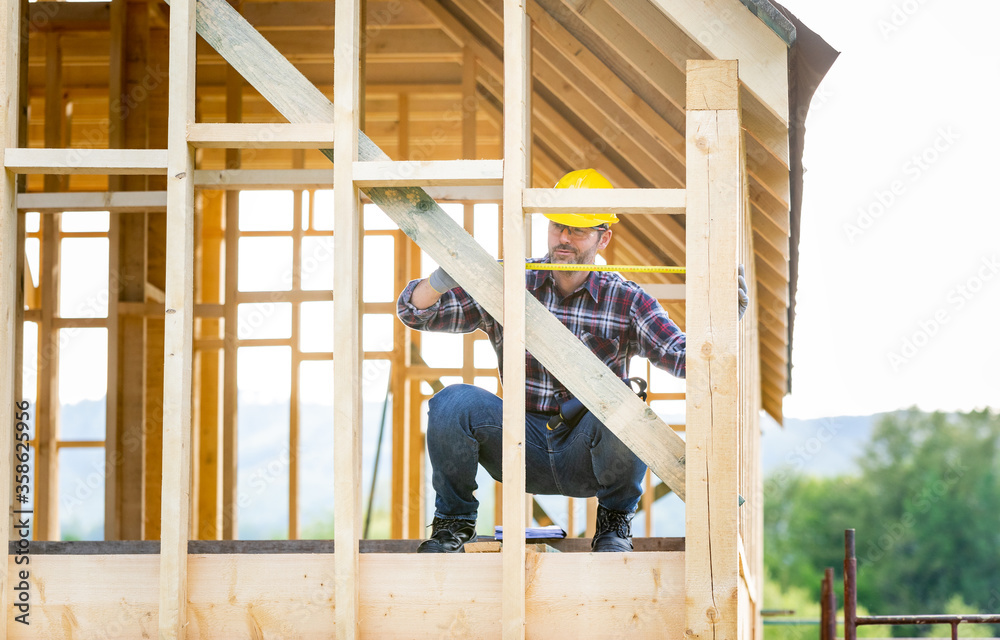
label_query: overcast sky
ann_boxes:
[770,1,1000,418]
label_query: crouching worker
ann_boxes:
[395,168,748,553]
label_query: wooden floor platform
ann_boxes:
[8,537,685,555]
[6,541,685,639]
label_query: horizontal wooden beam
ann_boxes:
[17,190,167,212]
[192,168,505,199]
[522,188,684,215]
[4,148,168,175]
[187,122,335,148]
[353,159,503,186]
[6,552,684,638]
[118,302,225,318]
[193,168,333,189]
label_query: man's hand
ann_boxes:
[428,267,459,294]
[738,264,749,321]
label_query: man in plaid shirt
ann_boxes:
[397,169,748,553]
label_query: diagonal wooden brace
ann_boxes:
[182,0,687,500]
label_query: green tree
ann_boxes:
[764,409,1000,637]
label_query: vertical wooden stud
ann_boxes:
[35,212,60,541]
[159,0,196,633]
[289,149,304,540]
[502,1,529,638]
[405,242,423,539]
[684,59,743,640]
[390,230,406,538]
[221,39,242,540]
[333,0,363,636]
[196,191,223,540]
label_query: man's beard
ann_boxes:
[549,241,598,265]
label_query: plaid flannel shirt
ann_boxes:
[396,257,686,414]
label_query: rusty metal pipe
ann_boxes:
[825,567,837,640]
[845,529,857,640]
[821,569,831,640]
[855,615,1000,626]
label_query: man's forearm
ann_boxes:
[410,278,445,310]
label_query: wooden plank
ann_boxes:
[187,122,335,148]
[17,190,167,212]
[502,1,529,639]
[4,552,686,639]
[35,213,60,541]
[649,0,788,122]
[196,191,223,540]
[353,159,502,186]
[522,187,684,215]
[159,0,196,633]
[288,150,305,542]
[684,60,742,640]
[405,246,424,539]
[333,0,362,637]
[182,0,687,498]
[389,232,407,538]
[220,48,242,542]
[3,148,168,174]
[194,168,333,189]
[221,185,238,540]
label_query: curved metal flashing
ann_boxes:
[738,0,796,46]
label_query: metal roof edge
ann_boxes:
[738,0,796,46]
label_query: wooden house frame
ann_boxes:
[0,0,835,637]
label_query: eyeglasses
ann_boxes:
[550,223,607,240]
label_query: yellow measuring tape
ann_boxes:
[525,263,686,274]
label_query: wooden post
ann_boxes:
[684,59,743,640]
[405,245,423,539]
[289,150,304,541]
[221,54,242,541]
[159,0,196,632]
[389,230,406,538]
[1,0,23,630]
[333,0,363,636]
[35,212,60,541]
[196,190,223,540]
[502,1,529,639]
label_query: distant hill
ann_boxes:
[760,413,882,477]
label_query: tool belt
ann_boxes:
[546,377,648,431]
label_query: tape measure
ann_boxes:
[525,263,686,275]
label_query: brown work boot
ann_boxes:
[416,516,478,553]
[590,505,634,552]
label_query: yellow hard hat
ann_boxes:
[544,168,618,228]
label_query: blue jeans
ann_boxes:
[426,384,647,521]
